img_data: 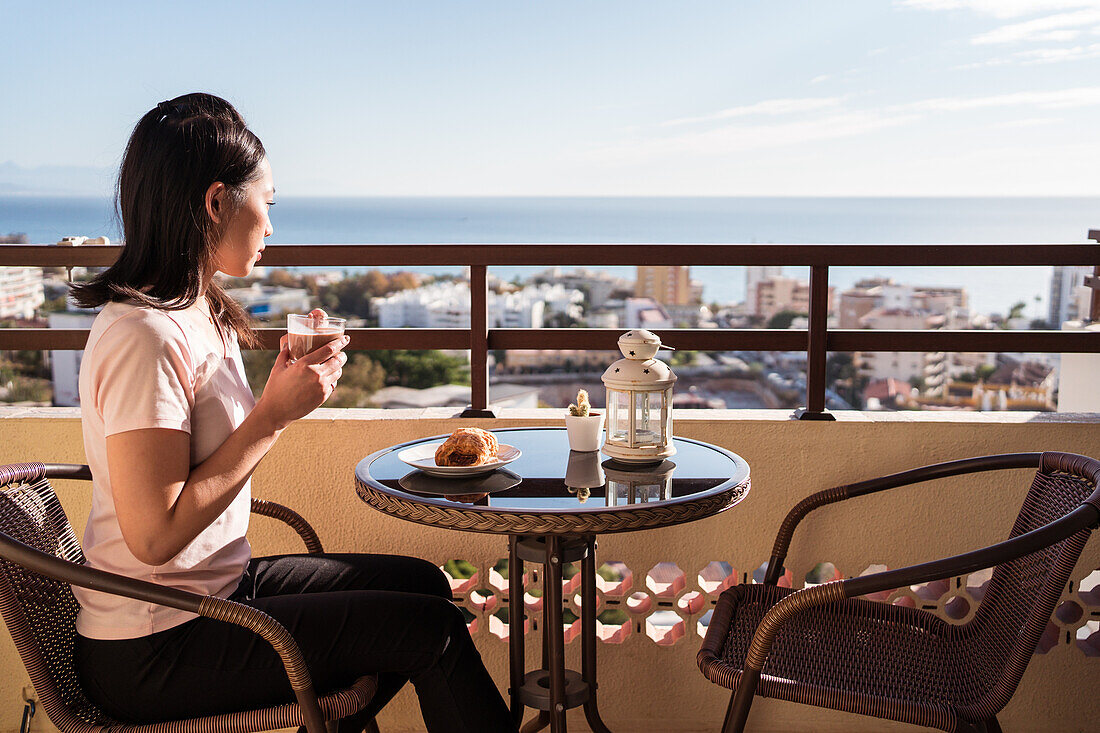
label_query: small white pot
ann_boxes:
[565,413,605,452]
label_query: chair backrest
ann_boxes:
[961,451,1099,719]
[0,463,109,730]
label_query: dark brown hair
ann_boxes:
[70,93,263,347]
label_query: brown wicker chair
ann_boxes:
[698,451,1100,733]
[0,462,381,733]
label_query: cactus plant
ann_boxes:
[568,389,591,417]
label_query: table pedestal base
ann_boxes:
[518,669,589,710]
[509,534,613,733]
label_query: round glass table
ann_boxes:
[355,427,750,733]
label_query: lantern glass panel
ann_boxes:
[664,389,673,441]
[633,390,663,445]
[637,483,661,502]
[608,390,631,444]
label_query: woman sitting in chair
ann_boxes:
[69,93,515,733]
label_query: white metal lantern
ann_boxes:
[603,460,676,506]
[601,330,677,464]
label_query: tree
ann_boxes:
[1007,301,1027,321]
[766,310,804,330]
[544,311,579,329]
[323,353,387,407]
[266,269,302,289]
[367,350,469,389]
[241,349,279,398]
[39,294,70,314]
[318,270,421,320]
[826,352,867,407]
[670,350,696,366]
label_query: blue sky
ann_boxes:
[3,0,1100,196]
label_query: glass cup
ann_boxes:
[287,314,346,361]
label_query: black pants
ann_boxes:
[75,553,516,733]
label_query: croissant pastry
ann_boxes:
[435,428,500,467]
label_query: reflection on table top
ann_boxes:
[358,427,749,514]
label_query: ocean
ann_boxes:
[2,195,1098,316]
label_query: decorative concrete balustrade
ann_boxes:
[1,407,1098,732]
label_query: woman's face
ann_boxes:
[212,157,275,278]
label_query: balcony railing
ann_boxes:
[1,240,1098,419]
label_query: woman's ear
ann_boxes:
[205,181,227,225]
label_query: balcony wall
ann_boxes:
[1,407,1098,732]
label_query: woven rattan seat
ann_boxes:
[699,451,1100,733]
[0,462,379,733]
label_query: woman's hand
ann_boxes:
[254,309,349,430]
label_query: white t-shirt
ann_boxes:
[74,299,255,639]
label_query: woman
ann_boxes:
[69,93,515,733]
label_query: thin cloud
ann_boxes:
[896,0,1100,19]
[596,86,1100,165]
[1017,42,1100,60]
[592,111,918,163]
[971,9,1100,43]
[993,116,1062,127]
[956,41,1100,65]
[894,86,1100,111]
[660,97,844,127]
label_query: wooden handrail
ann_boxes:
[1,242,1098,267]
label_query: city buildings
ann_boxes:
[839,279,966,329]
[370,383,539,409]
[373,280,584,329]
[1049,266,1093,327]
[634,266,698,306]
[840,279,985,389]
[534,267,629,310]
[48,311,96,406]
[223,283,313,318]
[623,297,672,330]
[863,377,916,410]
[752,275,835,321]
[745,265,782,316]
[0,267,45,320]
[919,357,1056,411]
[503,349,617,372]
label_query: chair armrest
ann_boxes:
[763,453,1042,584]
[0,532,328,733]
[251,498,324,554]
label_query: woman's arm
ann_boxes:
[106,334,348,566]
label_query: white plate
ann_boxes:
[398,442,522,478]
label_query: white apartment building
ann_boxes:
[1049,266,1093,327]
[224,284,313,318]
[844,280,983,387]
[855,309,931,384]
[48,311,97,407]
[534,268,628,309]
[373,281,584,329]
[839,279,967,329]
[745,266,783,315]
[0,267,45,320]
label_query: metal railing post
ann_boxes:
[460,264,495,418]
[794,264,836,420]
